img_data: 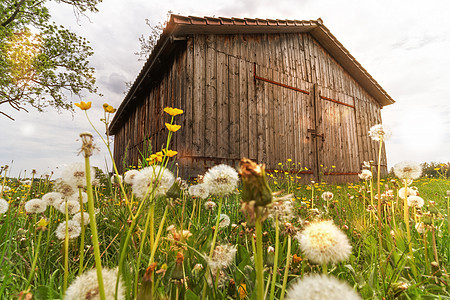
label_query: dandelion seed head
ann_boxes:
[268,200,294,222]
[64,267,125,300]
[124,169,140,185]
[42,192,64,206]
[67,192,88,204]
[358,169,372,181]
[321,192,334,201]
[415,222,426,234]
[55,220,81,240]
[286,274,362,300]
[398,187,418,200]
[57,200,80,215]
[217,214,231,228]
[207,244,237,273]
[0,198,9,214]
[393,161,422,180]
[72,211,90,226]
[132,166,175,199]
[188,183,210,199]
[368,124,391,141]
[61,163,96,188]
[407,196,424,208]
[111,174,122,184]
[204,200,216,211]
[296,220,352,265]
[24,199,47,214]
[203,164,239,196]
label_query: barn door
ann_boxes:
[314,86,360,182]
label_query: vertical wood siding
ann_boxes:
[113,32,388,182]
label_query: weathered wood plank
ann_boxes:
[192,35,206,156]
[228,55,240,159]
[205,34,217,158]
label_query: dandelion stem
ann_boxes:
[78,188,86,275]
[255,215,265,300]
[85,155,106,300]
[269,218,279,300]
[63,199,70,294]
[25,228,43,291]
[279,235,291,300]
[376,137,383,258]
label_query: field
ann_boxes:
[0,107,449,300]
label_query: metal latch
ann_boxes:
[307,129,325,141]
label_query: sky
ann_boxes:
[1,0,449,178]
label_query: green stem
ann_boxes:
[85,156,106,300]
[279,235,291,300]
[63,200,70,294]
[134,202,155,296]
[148,205,169,265]
[269,218,279,300]
[78,188,86,275]
[255,215,265,300]
[322,263,328,274]
[377,137,383,257]
[25,229,43,290]
[202,197,224,300]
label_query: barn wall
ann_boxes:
[114,31,388,181]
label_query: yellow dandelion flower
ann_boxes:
[165,123,181,132]
[332,165,336,168]
[74,101,92,110]
[163,149,178,157]
[287,158,292,162]
[164,107,184,116]
[103,103,116,113]
[238,283,247,299]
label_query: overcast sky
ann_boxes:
[1,0,449,178]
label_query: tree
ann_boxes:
[0,0,102,120]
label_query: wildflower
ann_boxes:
[124,169,140,185]
[163,149,178,157]
[55,220,82,240]
[296,220,352,265]
[407,196,424,208]
[24,199,47,214]
[358,169,372,180]
[103,103,116,113]
[64,267,125,300]
[148,151,164,163]
[23,179,32,186]
[67,191,88,204]
[207,244,237,273]
[268,200,294,222]
[165,123,181,132]
[72,211,90,226]
[203,164,239,197]
[132,166,175,199]
[74,101,92,110]
[61,162,96,188]
[415,222,426,234]
[204,200,216,210]
[164,107,184,116]
[398,187,418,199]
[0,198,9,214]
[58,200,80,215]
[321,191,334,201]
[393,161,422,180]
[368,124,391,141]
[238,283,247,299]
[79,132,98,157]
[0,186,10,193]
[42,192,64,206]
[286,274,362,300]
[292,254,303,264]
[218,214,231,228]
[189,183,210,199]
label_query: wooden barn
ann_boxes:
[109,15,395,183]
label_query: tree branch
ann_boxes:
[0,110,15,120]
[1,0,27,27]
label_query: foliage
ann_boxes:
[0,0,101,120]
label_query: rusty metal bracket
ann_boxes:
[307,129,325,141]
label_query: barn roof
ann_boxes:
[110,14,395,134]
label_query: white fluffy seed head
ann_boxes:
[67,192,88,204]
[42,192,64,206]
[321,192,334,201]
[124,169,140,185]
[57,200,80,215]
[61,162,96,188]
[55,220,81,240]
[24,199,47,214]
[0,198,9,214]
[368,124,391,142]
[64,267,125,300]
[189,183,210,199]
[72,211,90,226]
[203,164,239,196]
[297,220,352,265]
[207,244,237,273]
[132,166,175,199]
[217,214,231,228]
[286,274,362,300]
[393,161,422,180]
[407,196,424,208]
[398,187,418,200]
[358,169,372,181]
